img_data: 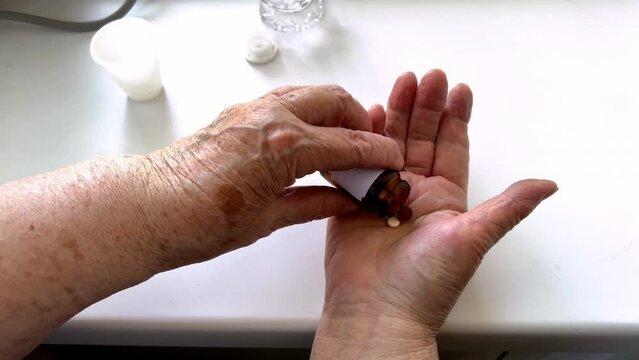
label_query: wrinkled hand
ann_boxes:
[312,70,557,359]
[141,85,404,269]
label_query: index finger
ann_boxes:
[292,126,405,178]
[270,85,373,132]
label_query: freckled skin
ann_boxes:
[0,158,159,357]
[142,95,388,268]
[158,239,170,251]
[63,287,81,303]
[48,255,64,272]
[30,300,55,313]
[214,184,247,217]
[0,84,406,358]
[61,239,85,261]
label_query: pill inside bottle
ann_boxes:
[322,169,412,225]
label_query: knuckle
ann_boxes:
[268,92,299,114]
[348,130,375,163]
[325,84,354,110]
[266,86,291,97]
[262,123,306,157]
[498,195,525,227]
[463,218,499,255]
[324,84,348,96]
[213,103,250,128]
[217,104,239,119]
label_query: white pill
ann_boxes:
[387,216,400,228]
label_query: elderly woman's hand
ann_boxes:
[0,84,403,358]
[140,85,404,270]
[311,70,557,359]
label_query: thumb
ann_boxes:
[268,186,359,229]
[460,179,557,254]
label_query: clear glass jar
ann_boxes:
[260,0,324,32]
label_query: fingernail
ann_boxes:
[542,187,559,200]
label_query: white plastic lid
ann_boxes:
[246,34,278,64]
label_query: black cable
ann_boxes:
[496,351,510,360]
[0,0,137,32]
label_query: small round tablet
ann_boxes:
[387,216,400,228]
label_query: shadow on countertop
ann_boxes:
[27,345,311,360]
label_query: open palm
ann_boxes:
[322,70,557,336]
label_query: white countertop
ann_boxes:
[2,0,639,352]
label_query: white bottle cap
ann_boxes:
[329,169,386,201]
[246,34,278,64]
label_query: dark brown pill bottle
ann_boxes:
[322,169,411,218]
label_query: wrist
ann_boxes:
[136,149,242,270]
[312,306,439,360]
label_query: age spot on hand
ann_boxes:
[214,184,246,217]
[158,238,170,251]
[31,300,54,313]
[61,238,85,261]
[48,255,64,272]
